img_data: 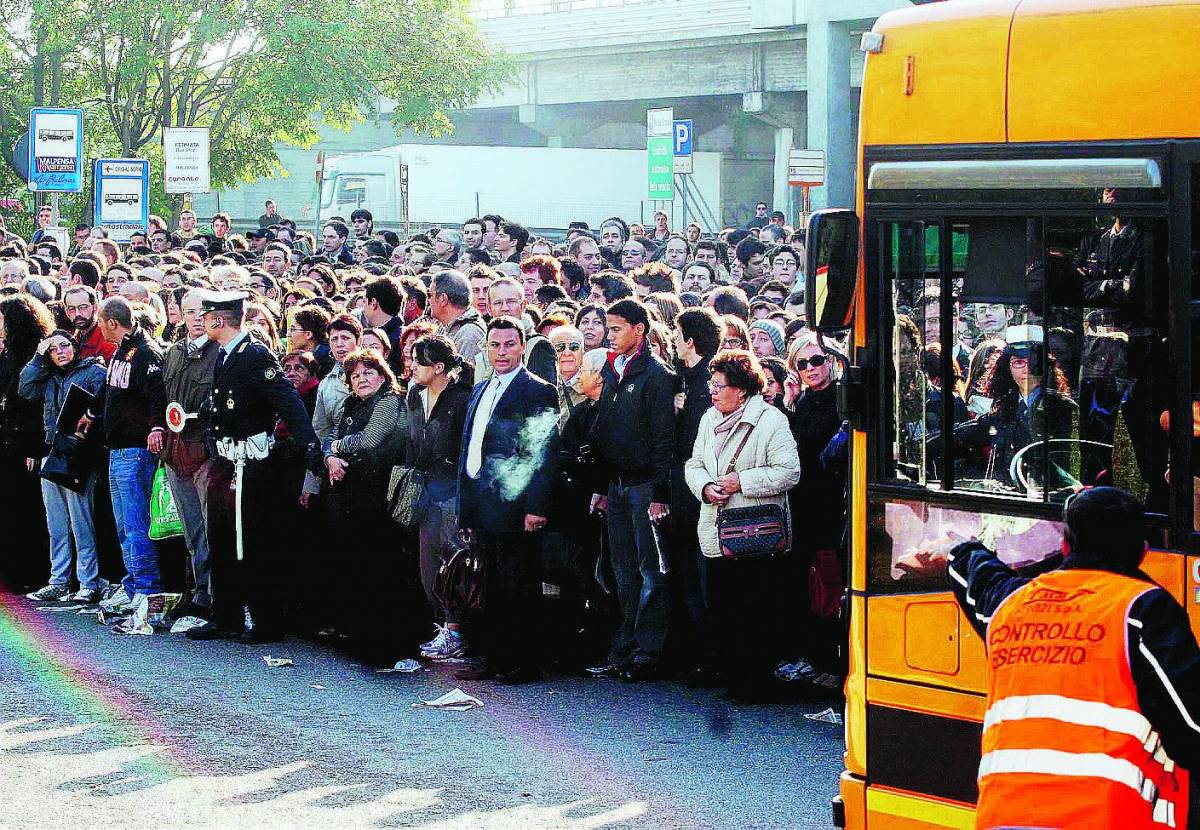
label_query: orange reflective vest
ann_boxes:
[978,568,1189,830]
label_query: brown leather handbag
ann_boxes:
[433,534,487,617]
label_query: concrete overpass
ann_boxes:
[194,0,914,230]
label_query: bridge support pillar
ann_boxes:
[805,17,855,210]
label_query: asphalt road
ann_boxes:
[0,595,843,830]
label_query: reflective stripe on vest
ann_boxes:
[979,748,1155,801]
[983,694,1155,745]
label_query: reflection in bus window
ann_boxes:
[892,278,939,485]
[867,499,1064,594]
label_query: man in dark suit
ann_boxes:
[456,315,560,683]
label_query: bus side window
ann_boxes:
[1047,213,1170,510]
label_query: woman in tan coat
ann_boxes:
[684,349,800,700]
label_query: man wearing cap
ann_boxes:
[245,228,275,263]
[160,289,220,618]
[939,487,1200,830]
[186,290,317,643]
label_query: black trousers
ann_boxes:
[206,453,303,634]
[475,528,542,674]
[707,554,776,690]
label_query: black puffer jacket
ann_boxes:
[592,342,677,503]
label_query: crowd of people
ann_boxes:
[0,198,849,700]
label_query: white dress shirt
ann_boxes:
[465,367,520,479]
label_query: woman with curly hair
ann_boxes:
[0,294,54,591]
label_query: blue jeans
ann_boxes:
[108,448,162,596]
[40,477,99,590]
[606,480,670,661]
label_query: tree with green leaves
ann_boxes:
[0,0,506,224]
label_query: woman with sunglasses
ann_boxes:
[548,325,587,430]
[779,331,850,695]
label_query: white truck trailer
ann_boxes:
[317,143,722,233]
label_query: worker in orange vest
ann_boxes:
[948,487,1200,829]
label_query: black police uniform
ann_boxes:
[203,331,317,639]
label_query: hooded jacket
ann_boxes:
[86,326,166,449]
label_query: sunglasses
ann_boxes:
[793,354,828,371]
[553,342,582,353]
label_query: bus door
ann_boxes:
[821,148,1193,826]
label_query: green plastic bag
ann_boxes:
[149,463,183,540]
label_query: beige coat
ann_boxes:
[684,394,801,558]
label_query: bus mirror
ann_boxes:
[806,209,859,332]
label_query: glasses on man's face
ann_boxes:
[553,341,582,353]
[793,354,828,371]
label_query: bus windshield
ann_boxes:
[876,193,1170,512]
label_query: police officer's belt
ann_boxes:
[216,433,274,462]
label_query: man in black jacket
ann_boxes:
[77,297,167,612]
[186,291,317,643]
[670,307,723,679]
[588,298,677,681]
[456,316,560,683]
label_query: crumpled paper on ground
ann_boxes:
[36,604,86,612]
[412,688,483,711]
[169,616,208,634]
[109,593,183,635]
[805,707,844,725]
[263,655,294,667]
[377,658,423,674]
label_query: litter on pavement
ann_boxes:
[35,604,86,612]
[376,658,423,674]
[263,655,294,667]
[805,707,844,725]
[169,616,208,634]
[412,688,483,711]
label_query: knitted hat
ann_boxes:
[750,318,785,357]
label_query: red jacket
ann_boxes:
[78,324,116,364]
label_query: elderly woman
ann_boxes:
[322,348,410,666]
[684,349,800,700]
[406,335,473,662]
[18,329,107,602]
[549,325,587,428]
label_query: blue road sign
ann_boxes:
[673,119,693,156]
[28,108,84,192]
[93,158,150,243]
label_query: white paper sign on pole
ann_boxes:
[163,127,210,193]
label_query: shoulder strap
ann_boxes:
[723,423,755,476]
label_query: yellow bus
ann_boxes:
[805,1,1200,827]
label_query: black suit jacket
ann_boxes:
[457,367,559,533]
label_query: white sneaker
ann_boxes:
[427,630,467,661]
[420,625,449,656]
[98,586,131,612]
[114,593,147,615]
[70,588,102,604]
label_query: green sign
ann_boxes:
[647,136,674,200]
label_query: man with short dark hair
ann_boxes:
[350,208,373,241]
[462,218,485,251]
[481,277,556,384]
[670,307,723,678]
[587,270,635,305]
[588,298,676,682]
[63,285,116,362]
[77,296,167,613]
[744,201,769,230]
[258,199,280,228]
[568,236,604,286]
[321,221,355,266]
[708,285,751,321]
[261,242,291,281]
[735,236,768,281]
[481,214,503,251]
[942,487,1200,830]
[363,276,406,374]
[495,221,529,264]
[455,315,559,683]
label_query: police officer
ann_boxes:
[947,488,1200,829]
[186,290,316,643]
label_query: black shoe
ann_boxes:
[185,621,227,641]
[585,659,628,678]
[619,658,662,683]
[495,668,544,685]
[240,627,281,645]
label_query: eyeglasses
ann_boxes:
[721,338,745,349]
[793,354,828,371]
[553,342,582,353]
[707,380,730,392]
[1010,355,1030,366]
